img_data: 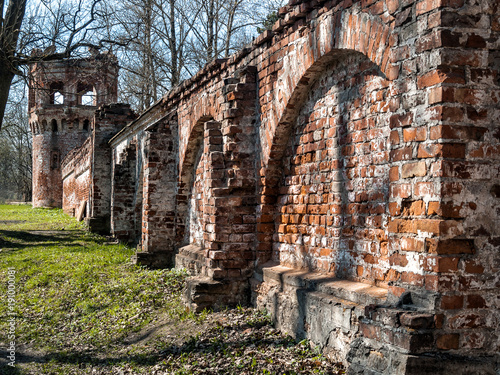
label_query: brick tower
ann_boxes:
[29,51,118,208]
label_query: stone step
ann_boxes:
[262,264,388,306]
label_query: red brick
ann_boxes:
[436,334,460,350]
[417,143,466,159]
[441,295,464,310]
[401,161,427,178]
[389,253,409,267]
[464,259,484,273]
[417,68,466,88]
[427,239,475,254]
[466,295,487,309]
[403,127,427,142]
[437,257,460,272]
[428,201,463,218]
[390,113,413,129]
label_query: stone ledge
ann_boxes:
[133,250,174,269]
[183,276,249,312]
[175,244,205,276]
[261,264,388,306]
[85,215,110,235]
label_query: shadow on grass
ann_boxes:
[0,230,108,251]
[3,320,297,371]
[0,348,25,375]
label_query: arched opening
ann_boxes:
[51,151,60,169]
[177,118,211,248]
[134,165,144,246]
[185,143,205,247]
[49,82,64,105]
[83,119,90,132]
[111,143,138,243]
[77,82,96,106]
[262,51,391,284]
[51,119,58,132]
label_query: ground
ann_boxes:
[0,205,344,374]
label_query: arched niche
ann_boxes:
[51,119,58,132]
[83,119,90,132]
[263,50,392,284]
[177,117,212,248]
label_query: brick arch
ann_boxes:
[256,8,394,274]
[176,116,215,247]
[262,8,394,168]
[178,94,218,172]
[111,141,139,244]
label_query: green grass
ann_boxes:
[0,205,342,375]
[0,205,189,373]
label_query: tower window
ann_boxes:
[51,151,60,169]
[51,119,58,132]
[53,92,64,105]
[49,82,64,105]
[83,119,90,132]
[78,83,96,106]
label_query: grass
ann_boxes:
[0,205,342,374]
[0,205,190,374]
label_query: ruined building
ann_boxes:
[30,0,499,373]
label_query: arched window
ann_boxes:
[51,119,58,132]
[51,151,60,169]
[49,82,64,105]
[53,92,64,104]
[83,119,90,132]
[77,82,96,106]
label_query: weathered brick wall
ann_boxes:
[61,137,92,216]
[102,0,499,372]
[139,113,180,267]
[32,122,91,207]
[87,104,136,233]
[274,52,390,279]
[110,142,140,243]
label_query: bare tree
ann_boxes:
[0,83,31,201]
[182,0,285,69]
[115,0,197,111]
[0,0,132,129]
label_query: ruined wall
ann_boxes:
[88,104,136,234]
[105,0,499,372]
[61,137,92,216]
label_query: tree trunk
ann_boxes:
[169,0,179,87]
[0,0,28,129]
[207,0,214,62]
[0,66,16,130]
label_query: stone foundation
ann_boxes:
[175,245,206,276]
[183,277,249,313]
[253,263,499,374]
[133,250,175,269]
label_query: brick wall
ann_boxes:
[61,137,92,216]
[86,0,499,372]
